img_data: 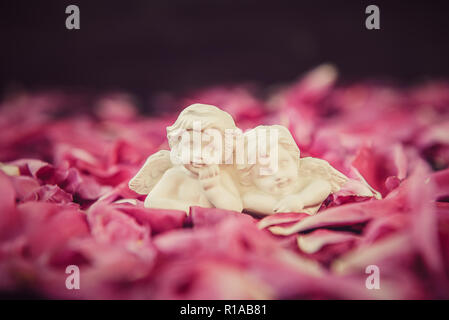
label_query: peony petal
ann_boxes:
[0,172,17,239]
[297,229,360,254]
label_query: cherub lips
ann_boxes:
[276,179,291,188]
[191,163,206,168]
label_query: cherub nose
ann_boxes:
[275,174,289,183]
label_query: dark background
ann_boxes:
[1,0,449,104]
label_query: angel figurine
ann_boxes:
[237,125,349,215]
[128,103,243,214]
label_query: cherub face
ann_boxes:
[250,146,298,195]
[172,129,224,174]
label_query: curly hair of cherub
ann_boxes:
[237,125,301,186]
[166,103,237,149]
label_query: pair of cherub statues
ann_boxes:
[129,103,351,216]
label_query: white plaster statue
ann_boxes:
[129,103,243,214]
[237,125,349,215]
[129,104,350,216]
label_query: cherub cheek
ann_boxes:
[267,181,277,190]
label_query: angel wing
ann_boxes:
[299,157,349,193]
[129,150,173,195]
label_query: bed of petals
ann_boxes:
[1,65,449,299]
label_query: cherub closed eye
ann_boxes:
[237,125,349,215]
